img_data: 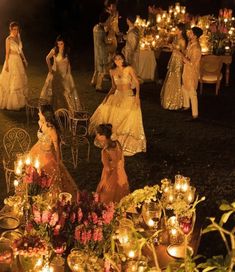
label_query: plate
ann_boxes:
[0,216,20,230]
[167,244,193,259]
[1,229,22,240]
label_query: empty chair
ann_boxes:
[3,127,31,193]
[55,108,71,137]
[199,55,223,95]
[69,110,90,136]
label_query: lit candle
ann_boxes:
[15,167,22,176]
[34,158,40,171]
[128,250,135,258]
[25,155,31,166]
[14,179,19,187]
[156,14,162,23]
[147,218,155,227]
[185,186,196,203]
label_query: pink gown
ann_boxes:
[96,141,130,204]
[29,129,78,199]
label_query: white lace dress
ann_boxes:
[0,36,28,110]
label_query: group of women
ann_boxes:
[0,21,147,204]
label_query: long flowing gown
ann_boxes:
[0,36,28,110]
[96,141,129,204]
[88,68,146,156]
[29,129,78,199]
[40,49,81,112]
[160,38,184,110]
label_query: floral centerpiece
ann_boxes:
[74,191,115,256]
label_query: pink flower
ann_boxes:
[77,208,83,222]
[49,212,59,227]
[91,212,98,224]
[53,224,61,236]
[33,210,41,224]
[93,228,103,242]
[42,210,52,224]
[74,227,81,241]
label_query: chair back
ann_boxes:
[55,108,71,135]
[3,127,31,161]
[200,55,223,82]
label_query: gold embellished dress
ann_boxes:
[160,39,184,110]
[29,130,78,199]
[89,70,146,156]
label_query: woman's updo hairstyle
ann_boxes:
[96,124,113,139]
[9,21,20,30]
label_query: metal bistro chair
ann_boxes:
[69,110,90,136]
[199,55,223,96]
[3,128,31,193]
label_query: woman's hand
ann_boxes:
[5,64,9,72]
[135,96,140,107]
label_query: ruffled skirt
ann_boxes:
[89,89,146,156]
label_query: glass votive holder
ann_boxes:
[59,192,72,205]
[185,186,196,203]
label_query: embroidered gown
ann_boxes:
[40,48,81,112]
[96,141,129,204]
[89,68,146,156]
[0,36,28,110]
[160,38,185,110]
[29,129,78,199]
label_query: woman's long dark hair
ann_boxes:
[40,104,60,132]
[54,35,70,59]
[177,23,188,46]
[111,53,129,69]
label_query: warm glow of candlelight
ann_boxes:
[25,155,31,166]
[14,179,19,187]
[15,167,22,175]
[147,218,155,227]
[34,158,40,170]
[128,250,135,258]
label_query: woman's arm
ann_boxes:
[103,70,116,103]
[50,128,61,164]
[129,67,140,105]
[46,48,55,73]
[5,38,10,72]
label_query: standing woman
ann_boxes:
[0,21,28,110]
[96,124,129,204]
[40,35,81,112]
[160,23,187,110]
[89,53,146,156]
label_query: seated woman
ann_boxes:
[29,104,78,199]
[89,53,146,156]
[96,124,130,204]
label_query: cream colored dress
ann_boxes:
[160,38,185,110]
[89,68,146,156]
[0,36,28,110]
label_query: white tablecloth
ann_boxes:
[137,49,157,81]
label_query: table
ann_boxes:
[137,49,157,81]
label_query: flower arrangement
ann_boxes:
[74,191,115,256]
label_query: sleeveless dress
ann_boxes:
[89,68,146,156]
[160,38,184,110]
[0,36,28,110]
[40,49,81,111]
[29,129,78,199]
[96,141,129,204]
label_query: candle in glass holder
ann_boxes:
[156,14,161,23]
[181,6,186,14]
[166,186,175,203]
[181,177,190,192]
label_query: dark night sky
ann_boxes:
[0,0,234,65]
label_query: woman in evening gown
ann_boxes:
[0,21,28,110]
[96,124,129,204]
[40,35,81,112]
[89,53,146,156]
[160,23,187,110]
[29,104,78,199]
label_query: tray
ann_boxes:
[0,216,20,230]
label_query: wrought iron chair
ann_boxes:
[3,128,31,193]
[55,108,71,137]
[69,110,90,136]
[199,55,223,95]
